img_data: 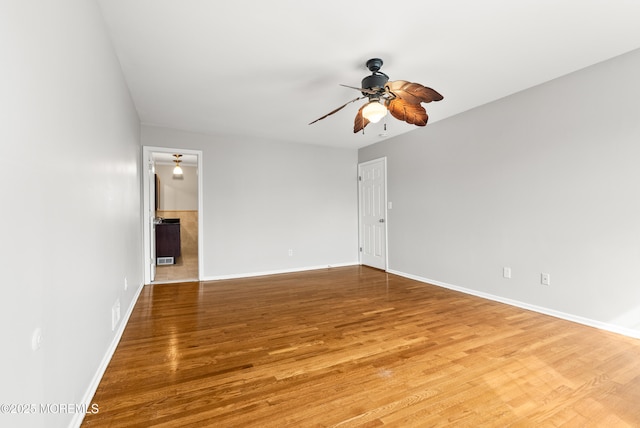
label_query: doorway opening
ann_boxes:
[142,146,204,284]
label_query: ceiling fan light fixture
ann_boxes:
[308,58,443,133]
[362,100,387,123]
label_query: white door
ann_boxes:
[358,158,387,270]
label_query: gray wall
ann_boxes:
[0,1,142,427]
[360,48,640,337]
[155,164,198,211]
[142,125,360,278]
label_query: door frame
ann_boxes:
[142,145,204,284]
[357,157,388,270]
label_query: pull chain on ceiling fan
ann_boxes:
[309,58,443,133]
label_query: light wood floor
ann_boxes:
[82,266,640,427]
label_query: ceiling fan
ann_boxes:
[309,58,443,133]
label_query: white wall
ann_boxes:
[359,48,640,337]
[142,125,359,278]
[0,1,142,427]
[155,164,198,211]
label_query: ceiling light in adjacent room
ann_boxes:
[173,154,183,175]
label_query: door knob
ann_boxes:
[379,218,385,223]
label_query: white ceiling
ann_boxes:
[97,0,640,149]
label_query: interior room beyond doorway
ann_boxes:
[153,152,199,283]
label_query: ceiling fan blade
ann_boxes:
[353,103,371,133]
[309,96,365,125]
[339,84,379,95]
[388,98,429,126]
[386,80,443,104]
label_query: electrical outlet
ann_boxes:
[111,299,121,331]
[288,249,293,256]
[541,273,551,286]
[31,328,43,351]
[124,276,128,291]
[503,267,511,279]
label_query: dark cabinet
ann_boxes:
[156,223,181,259]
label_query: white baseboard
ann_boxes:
[70,281,145,428]
[201,262,359,281]
[387,269,640,340]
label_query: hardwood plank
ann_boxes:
[82,266,640,427]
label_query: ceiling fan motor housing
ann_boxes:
[361,73,388,96]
